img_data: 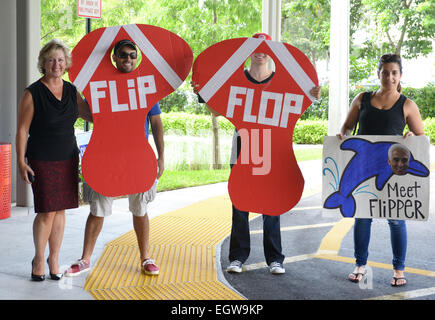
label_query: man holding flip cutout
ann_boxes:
[65,39,164,277]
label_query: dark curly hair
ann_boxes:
[378,53,403,93]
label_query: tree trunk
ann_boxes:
[211,115,222,169]
[211,1,221,170]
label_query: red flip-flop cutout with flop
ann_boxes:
[193,37,318,215]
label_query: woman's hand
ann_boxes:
[336,132,346,140]
[16,90,35,184]
[77,92,93,123]
[18,161,35,184]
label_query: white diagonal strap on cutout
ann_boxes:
[198,38,263,103]
[266,41,316,102]
[123,24,183,90]
[73,26,121,92]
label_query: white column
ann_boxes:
[0,1,17,204]
[15,0,41,207]
[328,0,350,135]
[262,0,281,41]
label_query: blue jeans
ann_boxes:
[228,132,284,266]
[354,218,407,270]
[229,205,285,266]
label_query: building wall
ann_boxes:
[0,1,17,202]
[0,0,40,206]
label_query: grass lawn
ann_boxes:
[158,168,230,191]
[294,147,323,162]
[157,147,323,192]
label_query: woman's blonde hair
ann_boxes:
[37,39,72,75]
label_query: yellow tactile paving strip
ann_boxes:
[84,159,434,300]
[84,194,254,300]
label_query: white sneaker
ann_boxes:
[226,260,243,273]
[269,261,285,274]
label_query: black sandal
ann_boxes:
[391,277,407,287]
[349,273,364,283]
[348,269,366,283]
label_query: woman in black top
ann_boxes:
[16,39,92,281]
[338,54,424,287]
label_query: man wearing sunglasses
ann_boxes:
[388,143,410,176]
[112,39,139,73]
[65,39,164,277]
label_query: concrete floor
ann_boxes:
[1,144,433,301]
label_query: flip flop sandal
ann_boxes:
[348,272,365,283]
[391,277,407,287]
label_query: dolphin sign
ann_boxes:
[324,137,429,218]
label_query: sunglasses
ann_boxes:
[117,51,137,59]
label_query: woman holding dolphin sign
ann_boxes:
[337,53,424,287]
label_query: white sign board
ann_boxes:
[77,0,101,19]
[76,131,92,161]
[322,135,430,221]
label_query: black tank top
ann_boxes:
[26,79,79,161]
[357,91,406,135]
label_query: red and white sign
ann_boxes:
[69,24,192,197]
[193,37,318,215]
[77,0,102,19]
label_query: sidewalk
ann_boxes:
[221,144,435,300]
[0,183,229,299]
[0,144,433,300]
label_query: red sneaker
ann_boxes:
[64,259,90,277]
[141,259,159,275]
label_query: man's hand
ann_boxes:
[156,157,164,179]
[310,86,321,100]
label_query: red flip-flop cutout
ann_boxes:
[193,37,318,215]
[69,24,192,196]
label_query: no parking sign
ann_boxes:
[193,37,318,215]
[69,24,192,197]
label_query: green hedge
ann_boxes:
[157,84,435,120]
[161,112,435,144]
[298,84,435,120]
[161,112,235,136]
[402,85,435,119]
[161,112,329,144]
[75,112,435,145]
[293,120,328,144]
[423,118,435,144]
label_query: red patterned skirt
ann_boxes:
[28,157,79,213]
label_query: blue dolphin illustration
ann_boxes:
[324,138,429,218]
